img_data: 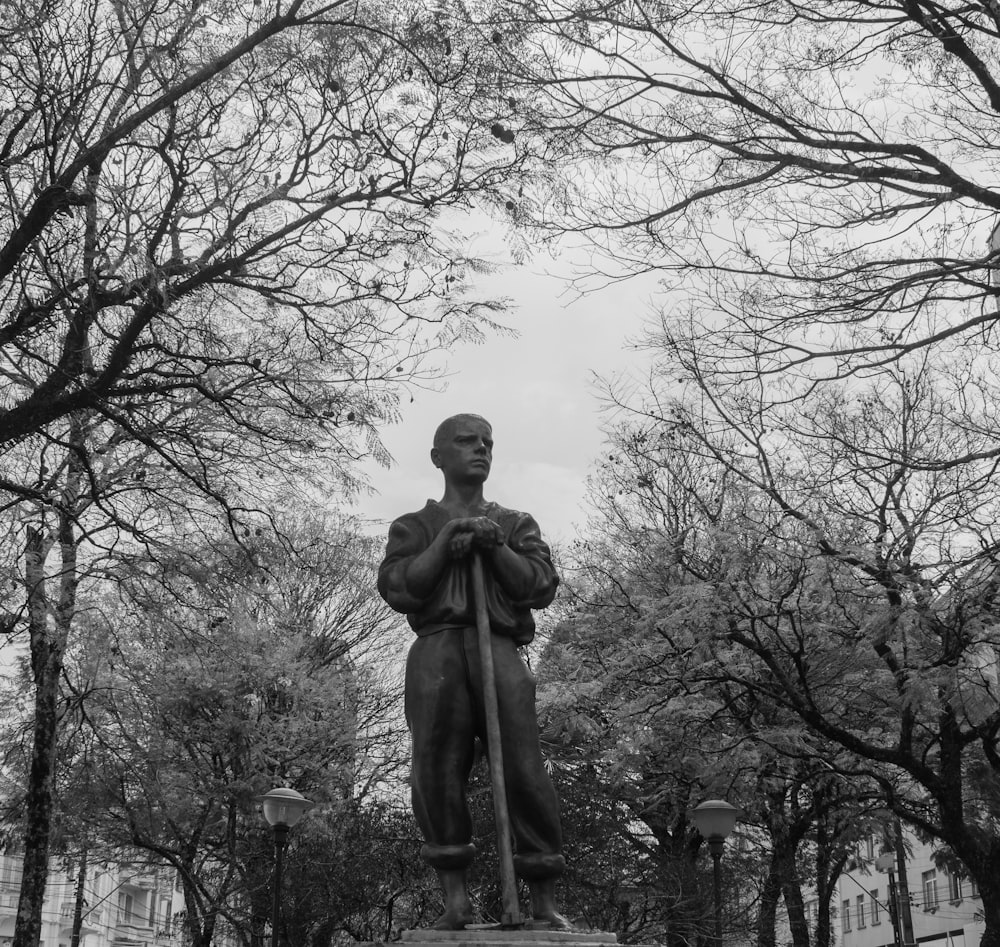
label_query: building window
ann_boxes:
[948,871,962,903]
[0,859,22,890]
[922,870,938,911]
[871,890,881,925]
[857,895,866,928]
[119,891,135,924]
[842,899,852,932]
[866,836,875,859]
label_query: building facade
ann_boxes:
[828,833,984,947]
[0,853,183,947]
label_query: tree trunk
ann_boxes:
[779,851,810,947]
[15,441,82,947]
[970,855,1000,947]
[13,523,71,947]
[755,858,781,947]
[70,848,88,947]
[647,817,705,947]
[13,662,61,947]
[757,780,812,947]
[813,817,839,947]
[892,821,915,947]
[181,874,218,947]
[981,909,1000,947]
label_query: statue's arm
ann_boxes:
[378,515,461,612]
[378,511,557,614]
[402,523,461,600]
[485,513,558,609]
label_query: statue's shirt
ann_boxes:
[377,500,559,645]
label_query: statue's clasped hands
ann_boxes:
[446,516,505,559]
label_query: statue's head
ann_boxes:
[431,414,493,483]
[433,413,492,450]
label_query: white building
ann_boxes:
[0,852,183,947]
[833,833,985,947]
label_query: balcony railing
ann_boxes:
[118,871,157,889]
[111,917,158,947]
[59,902,105,926]
[115,912,155,932]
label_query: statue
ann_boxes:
[378,413,570,931]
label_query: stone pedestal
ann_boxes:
[400,928,618,947]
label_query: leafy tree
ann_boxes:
[504,22,1000,929]
[539,412,932,947]
[538,611,737,947]
[34,515,408,947]
[537,504,770,947]
[276,799,439,946]
[586,351,1000,947]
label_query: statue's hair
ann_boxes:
[433,413,492,450]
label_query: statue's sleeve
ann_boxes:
[377,515,430,614]
[506,512,559,609]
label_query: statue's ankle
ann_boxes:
[434,869,473,930]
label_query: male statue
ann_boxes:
[377,413,570,931]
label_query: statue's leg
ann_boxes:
[430,865,474,931]
[485,637,572,930]
[405,631,477,930]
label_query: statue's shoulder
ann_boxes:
[484,500,519,518]
[484,502,539,530]
[391,500,453,532]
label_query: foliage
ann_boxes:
[535,542,763,947]
[26,514,410,947]
[569,349,1000,946]
[531,391,974,946]
[277,799,436,947]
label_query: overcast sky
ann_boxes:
[357,257,663,550]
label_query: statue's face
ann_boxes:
[432,417,493,484]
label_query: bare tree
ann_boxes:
[0,2,527,944]
[504,0,1000,391]
[0,0,523,457]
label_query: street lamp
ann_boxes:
[875,852,905,947]
[260,788,313,947]
[690,799,741,947]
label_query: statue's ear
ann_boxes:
[430,447,441,469]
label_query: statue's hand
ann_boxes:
[446,516,505,558]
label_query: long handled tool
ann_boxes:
[471,551,523,928]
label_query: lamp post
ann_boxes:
[690,800,741,947]
[260,788,313,947]
[875,853,905,947]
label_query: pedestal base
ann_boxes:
[400,927,618,946]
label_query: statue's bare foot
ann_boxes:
[431,907,474,931]
[431,868,474,930]
[529,911,574,932]
[527,878,573,932]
